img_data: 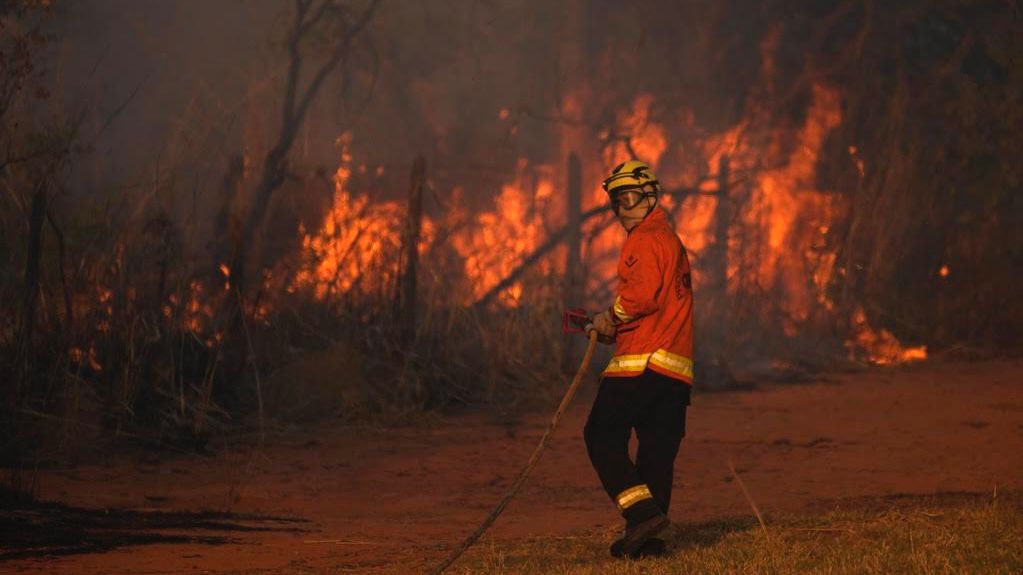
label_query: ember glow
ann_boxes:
[848,307,928,365]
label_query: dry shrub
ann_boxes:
[262,339,371,423]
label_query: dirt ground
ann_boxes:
[3,359,1022,574]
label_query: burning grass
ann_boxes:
[453,492,1023,575]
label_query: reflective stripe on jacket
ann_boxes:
[603,206,694,384]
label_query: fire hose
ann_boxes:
[426,311,600,575]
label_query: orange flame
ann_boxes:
[290,43,926,365]
[295,140,558,307]
[449,161,554,305]
[292,137,435,302]
[848,307,927,365]
[585,82,923,363]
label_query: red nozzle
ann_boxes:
[562,308,592,334]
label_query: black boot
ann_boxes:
[611,501,670,558]
[609,536,666,558]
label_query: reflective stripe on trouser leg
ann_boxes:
[615,484,654,512]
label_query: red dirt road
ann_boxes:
[5,359,1023,574]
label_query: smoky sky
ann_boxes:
[42,0,772,218]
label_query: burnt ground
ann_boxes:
[0,494,307,561]
[1,359,1021,574]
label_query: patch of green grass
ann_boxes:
[452,492,1023,574]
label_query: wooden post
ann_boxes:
[399,155,426,343]
[563,153,583,372]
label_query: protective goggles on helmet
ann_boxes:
[608,186,657,211]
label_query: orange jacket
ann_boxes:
[603,206,694,384]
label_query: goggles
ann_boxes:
[609,186,657,211]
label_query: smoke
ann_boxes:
[46,1,769,207]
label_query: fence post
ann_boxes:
[399,155,426,344]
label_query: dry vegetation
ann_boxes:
[1,0,1021,468]
[455,493,1023,575]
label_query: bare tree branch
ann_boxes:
[471,186,709,310]
[231,0,383,299]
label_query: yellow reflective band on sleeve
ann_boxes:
[603,353,652,374]
[612,295,635,323]
[648,349,694,380]
[616,484,654,511]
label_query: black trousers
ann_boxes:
[584,369,690,517]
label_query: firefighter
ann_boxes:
[584,160,694,558]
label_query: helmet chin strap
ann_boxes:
[644,192,658,219]
[622,192,658,231]
[638,186,658,221]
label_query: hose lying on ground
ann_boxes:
[427,329,600,575]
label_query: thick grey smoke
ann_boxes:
[52,2,566,205]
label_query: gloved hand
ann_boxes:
[591,310,617,344]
